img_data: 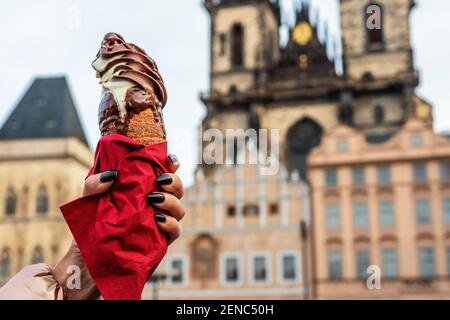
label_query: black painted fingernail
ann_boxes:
[157,174,173,185]
[100,170,118,183]
[168,154,179,164]
[146,193,165,204]
[155,214,167,223]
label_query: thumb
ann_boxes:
[82,170,118,196]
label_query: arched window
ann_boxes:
[31,247,44,264]
[365,3,384,51]
[231,24,244,68]
[191,234,218,280]
[286,118,323,181]
[5,187,17,216]
[36,185,48,215]
[228,85,238,96]
[374,105,385,124]
[0,249,11,279]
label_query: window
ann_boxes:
[169,257,186,285]
[447,247,450,276]
[191,235,217,279]
[326,204,341,230]
[373,105,385,124]
[269,203,279,215]
[286,118,323,181]
[356,249,371,279]
[36,185,48,215]
[419,247,436,278]
[353,202,369,228]
[413,163,427,183]
[325,169,337,187]
[243,204,259,216]
[382,249,398,278]
[224,256,239,283]
[337,138,348,152]
[5,187,17,216]
[282,255,296,281]
[251,253,269,283]
[327,250,342,280]
[416,199,431,225]
[299,54,308,70]
[410,132,423,147]
[279,253,299,282]
[31,247,44,264]
[44,119,57,129]
[221,253,242,285]
[338,104,354,125]
[379,201,395,226]
[0,249,11,279]
[227,205,236,217]
[34,96,47,108]
[443,198,450,224]
[231,24,244,67]
[352,167,365,186]
[440,162,450,181]
[218,33,226,56]
[377,165,391,185]
[366,3,384,51]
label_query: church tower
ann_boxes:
[201,0,341,179]
[202,0,281,136]
[205,0,281,95]
[340,0,415,81]
[338,0,431,139]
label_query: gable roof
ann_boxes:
[0,76,88,146]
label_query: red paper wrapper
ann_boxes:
[60,134,171,300]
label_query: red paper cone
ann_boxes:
[60,134,171,300]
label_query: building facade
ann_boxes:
[149,0,446,300]
[0,77,92,285]
[200,0,431,180]
[308,118,450,299]
[147,153,312,299]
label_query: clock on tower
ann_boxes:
[292,21,313,46]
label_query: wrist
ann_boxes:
[52,241,101,300]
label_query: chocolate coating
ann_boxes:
[93,32,167,142]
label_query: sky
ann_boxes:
[0,0,449,186]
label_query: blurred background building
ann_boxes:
[0,77,91,286]
[151,0,449,300]
[1,0,449,299]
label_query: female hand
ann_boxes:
[54,154,185,299]
[83,153,185,242]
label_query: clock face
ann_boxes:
[293,22,313,46]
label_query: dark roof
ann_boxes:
[0,76,88,146]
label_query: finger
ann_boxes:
[146,192,185,221]
[82,170,118,196]
[154,214,181,245]
[168,154,180,173]
[156,173,184,199]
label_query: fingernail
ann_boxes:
[146,193,165,204]
[168,154,179,164]
[100,170,118,183]
[155,214,167,223]
[157,174,173,185]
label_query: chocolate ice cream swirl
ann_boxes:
[92,32,167,135]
